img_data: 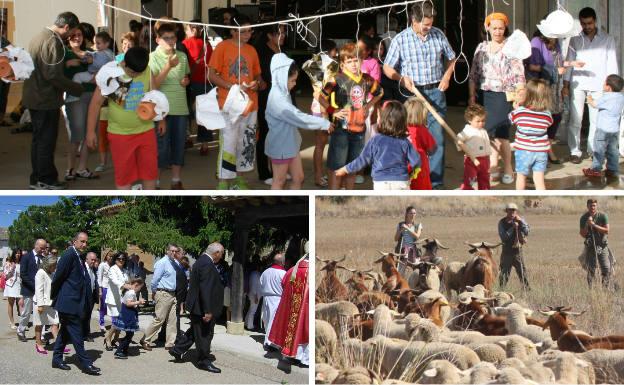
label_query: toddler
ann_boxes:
[404,97,436,190]
[67,32,114,103]
[112,278,145,359]
[457,104,492,190]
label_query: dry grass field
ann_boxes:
[316,196,624,336]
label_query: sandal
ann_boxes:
[64,169,75,181]
[501,174,515,185]
[315,176,328,188]
[75,169,99,179]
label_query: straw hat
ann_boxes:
[505,202,519,211]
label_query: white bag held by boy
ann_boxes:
[502,30,532,60]
[95,61,127,96]
[222,84,254,123]
[139,90,169,121]
[0,46,34,82]
[196,88,225,130]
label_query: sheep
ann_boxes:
[356,291,395,313]
[405,313,442,342]
[500,336,540,361]
[577,349,624,384]
[373,305,409,340]
[495,303,554,352]
[316,363,339,384]
[467,362,499,384]
[498,358,556,383]
[418,360,464,384]
[332,366,380,384]
[316,319,338,364]
[467,343,507,364]
[489,367,531,384]
[415,290,451,325]
[539,350,596,384]
[442,261,466,298]
[316,301,359,338]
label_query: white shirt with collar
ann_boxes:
[565,29,619,91]
[85,262,96,291]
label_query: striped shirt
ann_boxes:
[509,107,553,152]
[385,27,456,86]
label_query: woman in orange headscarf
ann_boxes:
[469,13,526,187]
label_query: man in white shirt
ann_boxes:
[82,252,97,341]
[564,7,619,163]
[259,253,286,349]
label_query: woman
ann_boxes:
[469,13,526,185]
[33,256,70,355]
[97,253,111,331]
[104,252,130,350]
[254,24,287,185]
[63,24,98,181]
[3,249,22,329]
[394,206,422,275]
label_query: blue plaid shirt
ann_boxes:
[385,27,456,86]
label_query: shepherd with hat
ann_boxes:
[498,202,531,290]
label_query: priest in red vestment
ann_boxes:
[268,255,309,365]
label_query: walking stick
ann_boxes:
[406,84,480,166]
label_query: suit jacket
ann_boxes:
[86,264,98,310]
[172,259,188,305]
[51,247,89,317]
[185,254,224,318]
[20,250,39,297]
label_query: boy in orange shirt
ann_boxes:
[208,14,263,190]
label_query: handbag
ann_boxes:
[0,272,6,290]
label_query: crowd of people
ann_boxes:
[16,4,622,190]
[1,233,309,375]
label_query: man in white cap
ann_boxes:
[563,7,619,164]
[498,203,530,290]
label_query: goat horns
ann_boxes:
[417,238,449,249]
[466,241,502,249]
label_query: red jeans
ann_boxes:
[462,156,490,190]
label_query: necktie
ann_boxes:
[36,255,41,269]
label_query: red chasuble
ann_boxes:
[268,258,309,358]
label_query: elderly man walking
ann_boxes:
[498,203,530,290]
[51,232,100,375]
[383,1,456,188]
[564,7,619,163]
[580,199,612,288]
[169,243,225,373]
[24,12,83,190]
[82,252,98,341]
[259,253,286,349]
[17,238,46,341]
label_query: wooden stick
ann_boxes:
[407,85,480,166]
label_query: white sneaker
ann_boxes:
[131,184,143,190]
[264,178,273,186]
[501,174,514,185]
[355,175,365,184]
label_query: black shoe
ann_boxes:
[570,155,582,164]
[82,365,101,375]
[17,332,26,342]
[206,353,216,362]
[104,341,113,351]
[197,362,221,373]
[114,352,128,359]
[84,337,94,342]
[52,362,71,371]
[168,349,184,362]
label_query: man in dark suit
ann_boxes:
[173,248,189,343]
[17,238,46,341]
[169,242,225,373]
[82,252,98,341]
[51,232,100,375]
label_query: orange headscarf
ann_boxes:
[485,12,509,28]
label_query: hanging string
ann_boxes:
[289,13,319,48]
[203,22,209,93]
[233,17,241,87]
[452,0,470,84]
[143,4,154,90]
[355,10,361,60]
[0,0,5,47]
[377,5,394,65]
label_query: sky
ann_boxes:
[0,196,61,227]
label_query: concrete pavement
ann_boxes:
[0,298,307,384]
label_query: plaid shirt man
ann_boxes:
[385,26,456,86]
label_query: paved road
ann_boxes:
[0,299,307,384]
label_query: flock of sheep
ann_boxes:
[315,242,624,384]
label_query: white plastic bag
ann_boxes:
[503,30,532,60]
[140,90,170,121]
[196,88,226,130]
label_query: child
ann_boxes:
[335,100,420,190]
[358,35,381,83]
[509,79,553,190]
[457,104,492,190]
[115,32,136,63]
[266,54,333,190]
[208,14,263,190]
[404,97,436,190]
[150,21,191,190]
[66,32,114,103]
[319,42,383,190]
[583,74,624,178]
[85,47,167,190]
[112,278,145,359]
[313,39,338,188]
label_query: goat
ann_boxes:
[315,256,349,302]
[342,267,374,302]
[374,251,416,312]
[407,261,441,293]
[457,298,508,336]
[540,306,624,352]
[417,238,448,265]
[462,242,501,292]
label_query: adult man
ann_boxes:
[498,203,530,290]
[169,243,225,373]
[580,199,611,288]
[17,238,46,341]
[82,252,98,341]
[51,232,100,375]
[23,12,83,190]
[141,244,179,350]
[564,7,619,163]
[259,253,286,349]
[383,2,456,188]
[171,247,188,342]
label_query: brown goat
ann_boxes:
[457,298,507,335]
[355,291,395,313]
[541,307,624,352]
[462,242,501,293]
[316,256,349,302]
[404,297,448,327]
[374,251,416,313]
[343,268,374,302]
